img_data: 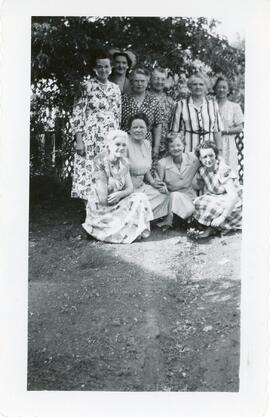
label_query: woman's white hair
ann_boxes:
[187,72,211,91]
[105,129,128,148]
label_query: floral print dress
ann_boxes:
[82,153,153,244]
[70,78,121,199]
[193,159,242,231]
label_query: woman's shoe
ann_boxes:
[196,226,218,239]
[161,224,172,233]
[141,229,151,239]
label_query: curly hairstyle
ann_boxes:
[166,131,186,148]
[129,66,151,81]
[105,129,128,147]
[112,52,132,70]
[127,112,150,130]
[213,76,232,95]
[194,140,219,159]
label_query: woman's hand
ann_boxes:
[75,141,86,157]
[211,214,226,228]
[107,191,123,205]
[151,179,168,193]
[158,184,169,194]
[152,146,160,159]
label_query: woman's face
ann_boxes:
[168,137,185,157]
[109,136,127,159]
[151,70,166,93]
[189,77,206,98]
[129,119,148,141]
[215,80,229,99]
[131,73,148,94]
[94,58,111,82]
[199,148,217,169]
[114,55,129,76]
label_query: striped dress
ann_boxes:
[193,159,242,231]
[170,96,223,152]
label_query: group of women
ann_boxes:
[70,50,244,244]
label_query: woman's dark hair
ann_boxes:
[127,112,149,130]
[213,76,231,95]
[195,140,219,159]
[113,52,132,69]
[94,50,112,66]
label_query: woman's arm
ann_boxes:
[214,131,223,154]
[107,171,134,205]
[95,171,109,206]
[222,123,244,135]
[170,101,182,132]
[211,178,239,227]
[152,124,162,158]
[156,161,165,182]
[74,132,85,156]
[145,169,168,193]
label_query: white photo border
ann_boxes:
[1,0,270,416]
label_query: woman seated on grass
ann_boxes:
[189,140,242,240]
[155,132,200,231]
[82,129,153,243]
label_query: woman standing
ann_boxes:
[214,76,244,175]
[121,67,162,159]
[109,51,134,94]
[149,67,176,159]
[82,130,153,243]
[170,72,223,153]
[70,52,121,201]
[191,141,242,239]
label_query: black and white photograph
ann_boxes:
[28,16,245,392]
[1,1,270,417]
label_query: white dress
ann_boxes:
[217,100,244,175]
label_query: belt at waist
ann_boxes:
[181,129,212,135]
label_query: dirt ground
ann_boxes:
[27,178,241,391]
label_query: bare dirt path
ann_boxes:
[28,185,241,391]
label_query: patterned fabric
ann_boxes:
[235,131,244,184]
[170,96,223,152]
[193,159,242,231]
[121,92,162,144]
[82,152,153,244]
[149,91,176,158]
[217,100,244,175]
[70,78,121,199]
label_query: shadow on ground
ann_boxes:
[28,177,241,391]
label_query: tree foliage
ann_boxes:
[30,17,245,177]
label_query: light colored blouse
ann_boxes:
[127,137,152,188]
[157,152,199,191]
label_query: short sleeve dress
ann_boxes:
[157,153,200,219]
[193,159,242,231]
[127,136,170,219]
[149,91,176,158]
[82,152,153,244]
[217,100,244,175]
[70,78,121,200]
[121,93,162,145]
[170,96,223,152]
